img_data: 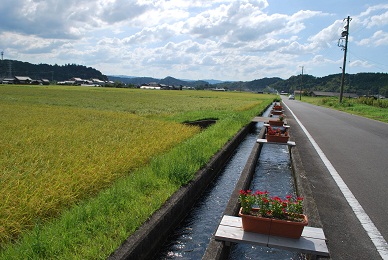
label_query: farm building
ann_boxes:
[311,91,358,98]
[1,76,51,85]
[70,77,86,85]
[14,76,33,84]
[91,78,105,86]
[140,85,161,90]
[1,77,15,84]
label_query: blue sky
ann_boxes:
[0,0,387,81]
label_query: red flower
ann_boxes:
[238,190,304,218]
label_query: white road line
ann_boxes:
[284,102,388,260]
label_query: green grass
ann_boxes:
[300,96,388,123]
[0,85,276,259]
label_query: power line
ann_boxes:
[347,50,388,71]
[351,7,388,37]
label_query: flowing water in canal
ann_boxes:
[156,126,259,259]
[156,108,305,259]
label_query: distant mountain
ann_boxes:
[108,76,158,85]
[270,73,388,96]
[110,75,137,79]
[108,75,210,88]
[213,77,283,92]
[108,75,284,92]
[108,73,388,96]
[108,75,226,85]
[204,79,227,84]
[159,76,190,86]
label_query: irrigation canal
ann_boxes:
[155,106,305,259]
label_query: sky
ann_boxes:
[0,0,388,81]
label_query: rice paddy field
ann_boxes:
[0,84,275,259]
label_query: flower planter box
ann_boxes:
[239,208,308,239]
[273,105,283,110]
[266,134,289,143]
[239,208,272,235]
[270,214,308,238]
[268,120,284,126]
[272,110,283,115]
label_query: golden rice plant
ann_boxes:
[0,102,200,243]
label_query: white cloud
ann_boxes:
[366,10,388,28]
[291,10,326,21]
[312,55,336,65]
[307,20,344,50]
[357,30,388,46]
[0,32,67,54]
[0,0,102,39]
[122,24,180,45]
[349,59,372,68]
[98,0,151,24]
[359,4,388,17]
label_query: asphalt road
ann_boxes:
[281,97,388,260]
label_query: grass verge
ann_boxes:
[299,96,388,123]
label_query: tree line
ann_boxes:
[0,60,108,82]
[211,73,388,96]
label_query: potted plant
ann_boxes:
[273,104,283,110]
[271,109,283,115]
[268,114,285,126]
[266,126,289,143]
[238,190,308,238]
[272,103,283,115]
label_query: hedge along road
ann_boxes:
[281,97,388,260]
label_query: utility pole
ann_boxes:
[299,66,304,100]
[8,61,12,78]
[0,51,3,79]
[339,16,351,103]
